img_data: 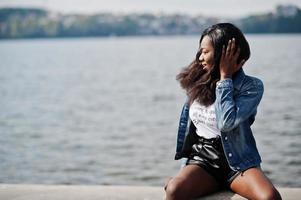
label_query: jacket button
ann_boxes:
[225,136,228,140]
[228,153,232,157]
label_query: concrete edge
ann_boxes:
[0,184,300,200]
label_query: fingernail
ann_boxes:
[233,38,235,40]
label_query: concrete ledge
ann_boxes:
[0,184,300,200]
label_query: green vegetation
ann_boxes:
[0,5,300,39]
[239,5,301,33]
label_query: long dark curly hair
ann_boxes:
[176,23,251,106]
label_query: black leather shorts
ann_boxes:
[186,135,241,188]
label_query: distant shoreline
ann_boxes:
[0,5,300,39]
[1,33,301,41]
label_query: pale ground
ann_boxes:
[0,184,300,200]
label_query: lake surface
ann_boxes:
[0,34,300,187]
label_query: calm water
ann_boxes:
[0,34,300,187]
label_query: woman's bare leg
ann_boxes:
[230,167,282,200]
[164,165,221,200]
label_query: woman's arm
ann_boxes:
[215,38,263,132]
[215,77,263,132]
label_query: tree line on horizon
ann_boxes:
[0,4,300,39]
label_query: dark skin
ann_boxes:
[220,38,245,80]
[164,38,282,200]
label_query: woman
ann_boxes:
[164,23,282,200]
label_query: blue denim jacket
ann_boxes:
[175,68,264,172]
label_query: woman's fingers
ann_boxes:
[225,39,232,56]
[230,38,236,55]
[221,38,245,74]
[225,38,236,57]
[234,47,240,59]
[225,38,241,61]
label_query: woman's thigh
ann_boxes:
[165,164,220,199]
[230,167,282,200]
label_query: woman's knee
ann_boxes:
[165,177,189,200]
[257,187,282,200]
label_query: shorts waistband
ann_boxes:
[196,135,221,145]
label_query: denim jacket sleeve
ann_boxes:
[215,77,264,132]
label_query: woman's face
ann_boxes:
[198,35,214,71]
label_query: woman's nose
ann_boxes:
[199,54,204,62]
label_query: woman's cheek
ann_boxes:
[208,55,214,65]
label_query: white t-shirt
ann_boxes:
[189,99,221,139]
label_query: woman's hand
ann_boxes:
[219,38,246,80]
